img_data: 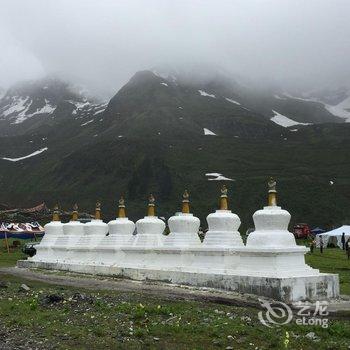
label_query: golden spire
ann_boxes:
[72,203,79,221]
[268,177,277,206]
[95,201,101,220]
[219,185,228,210]
[182,190,190,214]
[147,194,156,216]
[52,204,60,221]
[118,196,126,218]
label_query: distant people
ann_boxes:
[345,238,350,260]
[310,239,315,254]
[320,237,324,254]
[341,232,346,250]
[198,227,205,242]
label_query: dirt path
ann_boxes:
[0,266,262,308]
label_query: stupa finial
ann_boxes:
[118,196,126,218]
[220,185,228,210]
[182,190,190,214]
[95,201,101,220]
[147,194,156,216]
[72,203,79,221]
[52,204,60,221]
[268,177,277,206]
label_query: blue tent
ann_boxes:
[311,227,326,235]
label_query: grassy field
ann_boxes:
[0,238,29,268]
[0,240,349,349]
[305,248,350,295]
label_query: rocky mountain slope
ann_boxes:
[0,71,349,230]
[0,78,107,137]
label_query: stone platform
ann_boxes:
[17,258,338,303]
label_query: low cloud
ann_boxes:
[0,0,349,97]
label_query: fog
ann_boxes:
[1,0,349,97]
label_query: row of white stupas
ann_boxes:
[21,179,339,302]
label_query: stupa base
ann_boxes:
[17,259,338,303]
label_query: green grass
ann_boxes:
[295,238,350,295]
[305,248,350,295]
[0,277,349,350]
[0,238,27,267]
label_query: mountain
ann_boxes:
[294,86,350,122]
[102,70,280,139]
[0,77,107,137]
[0,71,350,231]
[151,66,345,125]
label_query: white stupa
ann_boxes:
[133,194,165,247]
[63,204,85,237]
[246,178,296,248]
[105,197,135,246]
[19,180,340,302]
[52,204,85,262]
[83,201,108,238]
[71,201,108,263]
[92,197,135,265]
[31,204,64,261]
[203,185,243,247]
[163,190,201,247]
[108,197,135,241]
[241,178,318,278]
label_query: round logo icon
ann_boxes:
[258,299,293,327]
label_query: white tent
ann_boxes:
[315,225,350,248]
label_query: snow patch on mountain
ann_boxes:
[225,97,241,105]
[0,96,56,124]
[160,82,168,87]
[81,119,94,126]
[72,101,90,110]
[71,101,90,115]
[205,173,234,181]
[274,94,287,100]
[1,147,48,162]
[71,101,107,117]
[283,92,350,122]
[14,99,56,124]
[94,109,104,115]
[282,93,312,102]
[203,128,217,136]
[324,96,350,122]
[271,110,312,128]
[198,90,216,98]
[2,97,30,117]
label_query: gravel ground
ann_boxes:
[0,266,263,308]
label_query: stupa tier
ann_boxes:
[18,181,339,303]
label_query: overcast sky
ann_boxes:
[0,0,349,97]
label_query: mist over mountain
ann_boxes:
[1,1,350,97]
[0,1,350,229]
